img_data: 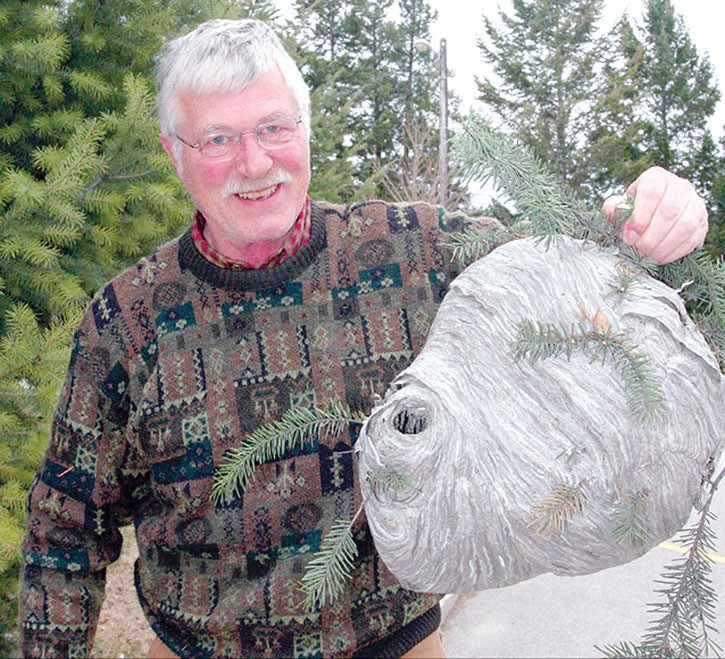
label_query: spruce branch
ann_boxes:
[211,399,413,610]
[660,251,725,319]
[513,313,663,423]
[300,471,414,610]
[660,251,725,369]
[598,334,663,423]
[513,319,578,363]
[529,481,588,536]
[452,118,614,245]
[212,402,365,506]
[597,468,725,658]
[612,491,650,547]
[698,314,725,372]
[43,118,108,202]
[299,508,363,611]
[442,224,517,267]
[613,262,644,295]
[0,482,27,513]
[620,245,661,278]
[365,468,411,501]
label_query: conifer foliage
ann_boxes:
[0,0,199,648]
[286,0,442,202]
[0,1,193,327]
[476,0,607,197]
[475,0,723,252]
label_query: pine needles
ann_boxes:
[0,302,79,648]
[365,468,411,501]
[513,313,663,423]
[210,402,372,611]
[298,512,362,611]
[212,402,365,506]
[660,250,725,370]
[443,224,516,265]
[300,469,414,610]
[529,481,588,536]
[612,491,651,548]
[452,118,615,246]
[597,468,725,658]
[210,402,421,611]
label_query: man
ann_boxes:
[18,18,708,659]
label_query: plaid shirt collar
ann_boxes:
[190,196,311,270]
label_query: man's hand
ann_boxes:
[602,166,708,264]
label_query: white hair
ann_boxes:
[155,19,311,146]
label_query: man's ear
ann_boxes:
[160,133,183,176]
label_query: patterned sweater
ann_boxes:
[19,199,485,658]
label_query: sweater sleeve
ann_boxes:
[18,293,145,657]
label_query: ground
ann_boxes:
[92,526,155,658]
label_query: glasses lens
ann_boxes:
[256,117,300,148]
[198,132,236,159]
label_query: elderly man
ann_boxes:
[18,18,708,659]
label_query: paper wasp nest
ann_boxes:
[358,236,724,594]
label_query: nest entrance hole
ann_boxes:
[393,407,428,434]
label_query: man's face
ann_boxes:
[161,68,311,261]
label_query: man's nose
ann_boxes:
[232,133,273,178]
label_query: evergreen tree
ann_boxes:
[340,0,442,193]
[635,0,722,238]
[0,0,201,327]
[288,0,442,201]
[345,0,405,182]
[397,0,439,126]
[586,16,653,197]
[287,0,370,202]
[637,0,720,176]
[476,0,606,197]
[587,1,723,233]
[383,0,443,199]
[707,133,725,255]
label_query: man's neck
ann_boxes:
[215,232,291,267]
[191,199,311,270]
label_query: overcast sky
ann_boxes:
[427,0,724,133]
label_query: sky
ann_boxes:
[427,0,724,133]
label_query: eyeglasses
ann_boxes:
[175,116,303,161]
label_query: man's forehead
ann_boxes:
[177,72,297,115]
[199,111,297,134]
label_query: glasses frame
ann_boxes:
[175,116,304,160]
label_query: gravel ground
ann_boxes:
[92,526,155,659]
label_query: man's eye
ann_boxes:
[206,134,231,147]
[259,123,284,136]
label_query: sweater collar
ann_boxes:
[178,200,327,292]
[190,196,311,270]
